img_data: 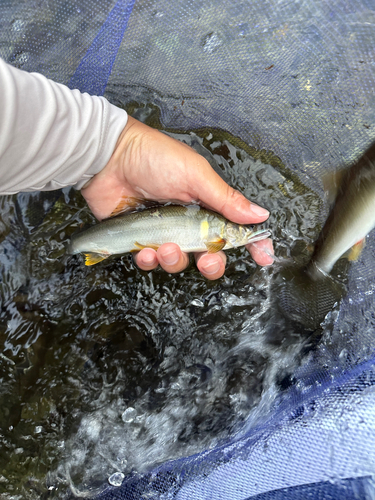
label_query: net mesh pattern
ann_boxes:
[93,359,375,499]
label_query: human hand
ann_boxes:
[81,116,274,279]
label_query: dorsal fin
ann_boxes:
[105,196,162,219]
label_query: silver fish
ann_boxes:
[69,205,271,266]
[307,141,375,279]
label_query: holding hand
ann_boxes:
[81,117,274,279]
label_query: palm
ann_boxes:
[81,116,274,279]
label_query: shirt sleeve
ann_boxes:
[0,58,128,194]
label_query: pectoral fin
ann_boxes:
[205,238,226,253]
[132,241,160,252]
[84,252,110,266]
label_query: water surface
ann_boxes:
[0,128,324,499]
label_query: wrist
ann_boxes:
[81,120,131,220]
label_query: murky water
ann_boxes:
[0,127,325,499]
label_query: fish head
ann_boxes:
[224,222,271,248]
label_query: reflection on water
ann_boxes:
[0,127,324,498]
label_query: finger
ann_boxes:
[188,160,269,225]
[134,248,159,271]
[195,251,226,280]
[157,243,190,273]
[247,238,274,266]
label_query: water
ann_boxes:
[0,124,328,498]
[0,1,374,497]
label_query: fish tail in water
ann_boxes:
[275,264,347,331]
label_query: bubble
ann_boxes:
[108,472,125,487]
[190,299,204,307]
[121,407,137,423]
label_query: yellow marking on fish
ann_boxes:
[200,220,210,240]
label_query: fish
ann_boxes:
[306,141,375,280]
[69,204,271,266]
[276,141,375,331]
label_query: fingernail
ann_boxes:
[250,203,269,218]
[162,249,179,266]
[203,260,221,275]
[142,253,157,266]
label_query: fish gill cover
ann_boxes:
[0,0,375,499]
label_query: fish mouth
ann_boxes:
[248,227,272,243]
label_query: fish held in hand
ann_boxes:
[306,141,375,280]
[69,205,271,266]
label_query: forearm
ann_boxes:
[0,59,128,194]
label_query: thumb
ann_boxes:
[193,161,269,225]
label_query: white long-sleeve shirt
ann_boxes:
[0,58,128,194]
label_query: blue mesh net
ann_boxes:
[1,0,375,498]
[92,357,375,499]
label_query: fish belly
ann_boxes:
[316,196,375,273]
